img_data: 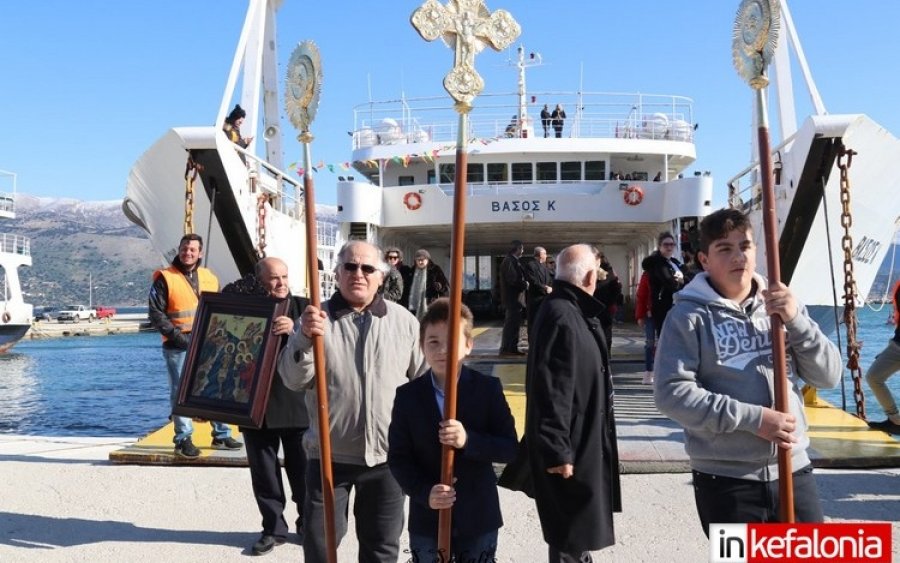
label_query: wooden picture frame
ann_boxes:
[173,292,289,428]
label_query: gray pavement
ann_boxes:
[0,435,897,562]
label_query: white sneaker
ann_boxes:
[641,371,654,385]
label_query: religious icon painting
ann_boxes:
[174,292,288,428]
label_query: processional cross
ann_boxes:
[411,0,520,108]
[410,0,520,557]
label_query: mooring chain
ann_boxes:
[183,156,202,235]
[256,193,268,258]
[837,146,867,420]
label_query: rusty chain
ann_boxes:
[183,156,202,235]
[837,146,867,420]
[256,193,268,258]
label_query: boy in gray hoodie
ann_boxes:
[654,208,841,534]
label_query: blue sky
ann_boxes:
[2,1,899,209]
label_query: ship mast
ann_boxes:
[515,45,541,137]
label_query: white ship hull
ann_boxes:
[1,173,33,354]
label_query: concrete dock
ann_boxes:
[3,323,899,561]
[26,313,150,339]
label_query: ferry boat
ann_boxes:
[0,170,33,354]
[121,0,900,331]
[334,1,900,331]
[728,1,900,331]
[336,47,711,313]
[122,0,335,298]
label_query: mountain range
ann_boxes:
[3,194,337,307]
[2,194,897,306]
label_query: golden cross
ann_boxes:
[411,0,520,106]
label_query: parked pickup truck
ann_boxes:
[57,305,97,323]
[95,306,116,320]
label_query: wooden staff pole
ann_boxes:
[437,107,470,557]
[755,91,794,523]
[301,135,339,562]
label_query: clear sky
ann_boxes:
[2,1,899,209]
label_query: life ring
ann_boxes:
[1,311,10,323]
[403,192,422,211]
[623,185,644,206]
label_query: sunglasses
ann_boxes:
[386,255,399,260]
[342,262,378,275]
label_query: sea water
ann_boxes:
[0,331,170,437]
[0,309,898,437]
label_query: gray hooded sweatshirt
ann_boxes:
[654,272,841,481]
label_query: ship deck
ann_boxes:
[109,323,900,470]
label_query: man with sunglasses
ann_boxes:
[278,240,427,563]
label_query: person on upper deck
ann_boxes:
[551,104,566,138]
[223,104,253,164]
[540,104,551,138]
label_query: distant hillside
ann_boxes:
[3,194,337,307]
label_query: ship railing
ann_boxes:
[352,91,695,148]
[726,129,801,209]
[0,233,30,256]
[0,194,14,216]
[232,145,303,217]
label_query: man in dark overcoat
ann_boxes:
[524,243,621,562]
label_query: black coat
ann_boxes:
[222,273,309,429]
[521,280,621,552]
[521,256,553,306]
[388,366,518,539]
[641,251,684,326]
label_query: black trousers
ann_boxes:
[303,460,405,563]
[548,545,593,562]
[501,296,523,353]
[692,465,824,536]
[242,426,307,539]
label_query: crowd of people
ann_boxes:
[147,201,898,560]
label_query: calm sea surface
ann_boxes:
[1,308,898,437]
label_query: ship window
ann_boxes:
[463,255,492,290]
[536,162,557,183]
[511,162,533,183]
[439,163,455,183]
[398,175,415,186]
[467,163,484,183]
[427,170,436,184]
[561,161,581,181]
[487,163,508,184]
[585,160,606,181]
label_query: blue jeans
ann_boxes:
[643,317,656,371]
[408,529,498,563]
[865,339,900,418]
[162,346,232,444]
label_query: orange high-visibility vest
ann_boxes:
[153,266,218,341]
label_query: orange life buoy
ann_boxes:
[403,192,422,211]
[623,185,644,206]
[2,311,10,323]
